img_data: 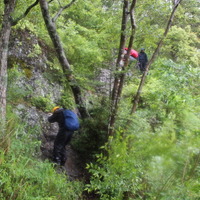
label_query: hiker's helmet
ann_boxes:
[52,106,60,113]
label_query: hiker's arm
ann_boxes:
[48,112,58,123]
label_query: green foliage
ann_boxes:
[57,92,75,109]
[2,0,200,199]
[163,26,200,67]
[13,0,47,41]
[27,43,42,58]
[31,96,53,112]
[86,125,200,199]
[134,0,171,52]
[0,114,18,156]
[85,55,200,199]
[7,67,33,104]
[85,132,143,200]
[0,121,83,200]
[42,66,65,83]
[174,0,200,34]
[52,0,120,88]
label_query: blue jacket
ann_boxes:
[138,52,148,63]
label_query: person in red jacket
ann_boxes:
[124,48,138,62]
[119,48,138,67]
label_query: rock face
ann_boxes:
[9,29,62,104]
[8,29,83,180]
[97,69,112,95]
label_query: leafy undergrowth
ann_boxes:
[85,130,200,200]
[0,123,84,200]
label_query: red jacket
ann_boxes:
[124,48,138,58]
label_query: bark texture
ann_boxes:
[108,0,137,136]
[39,0,89,119]
[0,0,39,124]
[11,0,39,26]
[0,0,16,123]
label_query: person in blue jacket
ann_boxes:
[138,48,148,72]
[48,106,74,166]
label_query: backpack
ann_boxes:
[62,109,80,131]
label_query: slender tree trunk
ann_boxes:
[130,0,182,114]
[108,0,129,135]
[0,0,16,125]
[108,0,137,136]
[115,0,137,117]
[39,0,89,118]
[110,0,129,105]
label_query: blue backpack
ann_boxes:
[62,109,80,131]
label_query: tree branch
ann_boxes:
[57,0,62,7]
[48,0,54,3]
[52,0,76,23]
[11,0,39,26]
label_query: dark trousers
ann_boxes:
[53,129,74,165]
[139,62,147,72]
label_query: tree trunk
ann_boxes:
[108,0,129,135]
[0,0,16,125]
[108,0,137,136]
[111,0,129,106]
[130,0,182,114]
[39,0,89,119]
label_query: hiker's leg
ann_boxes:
[60,131,74,165]
[141,62,146,72]
[129,56,136,62]
[139,63,143,72]
[53,130,67,164]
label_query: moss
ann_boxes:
[8,56,33,79]
[23,68,33,79]
[8,56,26,69]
